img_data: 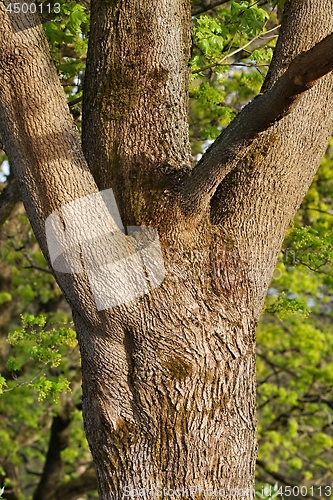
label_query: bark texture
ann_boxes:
[209,0,333,314]
[0,0,333,499]
[0,179,20,229]
[82,0,192,226]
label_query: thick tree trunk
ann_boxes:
[73,228,258,497]
[80,0,256,496]
[0,0,333,498]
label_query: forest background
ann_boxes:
[0,0,333,498]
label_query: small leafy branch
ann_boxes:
[0,314,77,401]
[189,1,279,149]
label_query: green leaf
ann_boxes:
[68,5,88,34]
[0,376,7,395]
[0,292,12,305]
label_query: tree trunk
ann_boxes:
[0,0,333,498]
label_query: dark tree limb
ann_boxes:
[33,405,73,500]
[256,459,293,486]
[0,461,21,500]
[0,178,20,230]
[299,394,333,411]
[182,32,333,214]
[191,0,230,16]
[31,402,94,499]
[54,465,97,500]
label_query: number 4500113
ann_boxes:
[6,3,61,14]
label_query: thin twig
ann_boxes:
[217,62,270,67]
[3,366,49,393]
[68,96,82,107]
[303,205,333,216]
[192,25,280,75]
[24,253,52,274]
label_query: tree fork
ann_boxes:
[182,31,333,217]
[1,1,333,499]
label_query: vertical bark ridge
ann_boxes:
[75,229,257,497]
[82,0,192,226]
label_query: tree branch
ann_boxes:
[191,0,230,16]
[182,32,333,214]
[225,28,279,65]
[256,460,322,500]
[54,465,97,500]
[33,400,74,500]
[0,178,20,230]
[0,3,105,324]
[23,252,53,274]
[192,25,280,75]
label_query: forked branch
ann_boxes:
[182,32,333,214]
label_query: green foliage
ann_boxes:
[2,214,57,310]
[193,15,230,56]
[230,1,269,34]
[264,293,309,317]
[5,313,76,400]
[257,142,333,492]
[42,0,89,129]
[0,293,11,306]
[0,376,6,395]
[44,1,89,47]
[192,3,269,59]
[0,209,96,498]
[189,1,277,155]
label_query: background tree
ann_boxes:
[0,0,333,498]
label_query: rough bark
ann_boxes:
[82,0,192,226]
[184,31,333,219]
[0,179,20,229]
[209,0,333,314]
[0,1,333,499]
